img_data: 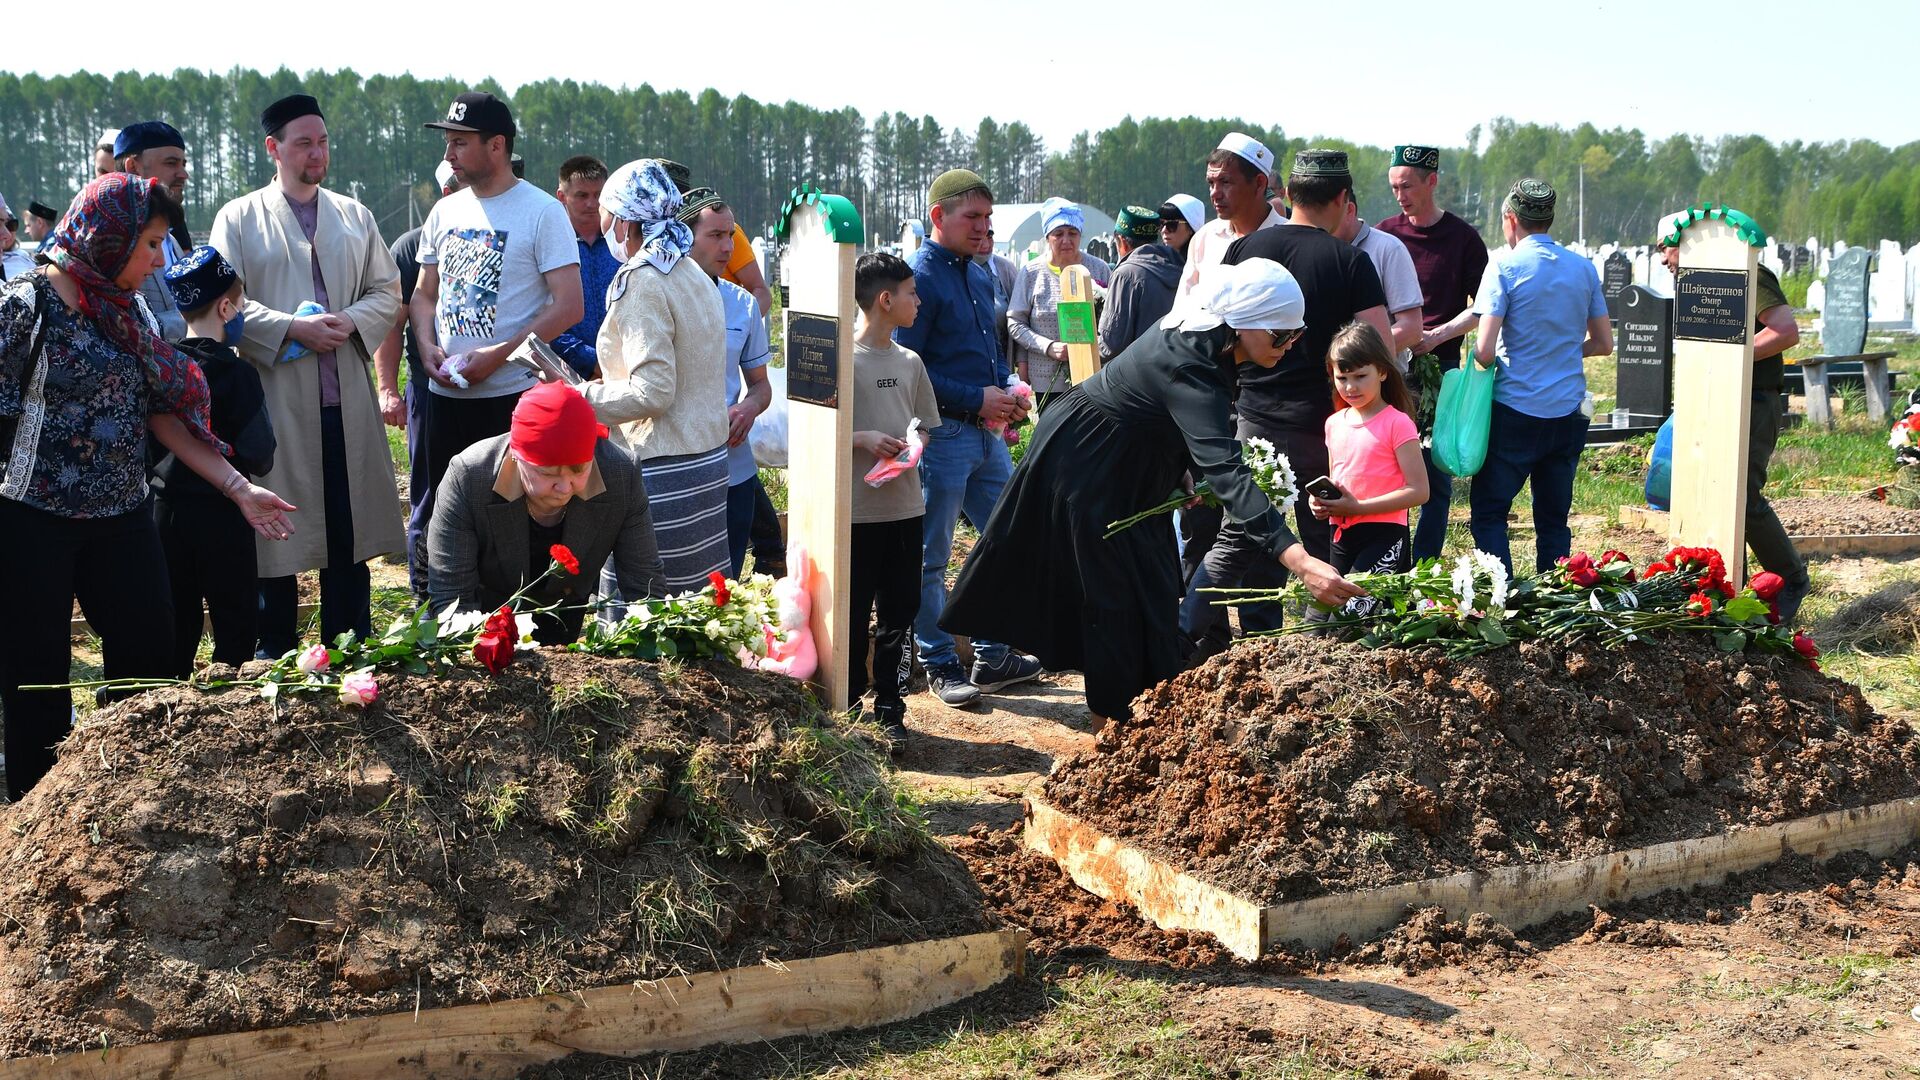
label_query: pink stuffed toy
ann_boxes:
[747,546,818,681]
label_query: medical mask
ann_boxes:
[222,308,246,346]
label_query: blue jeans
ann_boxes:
[1410,446,1452,561]
[1469,402,1589,574]
[915,418,1012,671]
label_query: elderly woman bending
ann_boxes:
[581,159,731,593]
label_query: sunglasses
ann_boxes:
[1159,220,1182,230]
[1269,327,1302,348]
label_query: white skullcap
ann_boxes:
[434,160,457,191]
[1163,193,1205,233]
[1215,132,1273,178]
[98,128,120,151]
[1164,258,1306,333]
[1656,209,1688,248]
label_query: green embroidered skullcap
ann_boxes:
[928,168,993,205]
[1290,147,1351,180]
[1114,205,1161,241]
[1505,177,1557,222]
[1392,144,1440,171]
[675,187,725,225]
[658,159,693,194]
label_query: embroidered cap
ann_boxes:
[1290,148,1351,180]
[1392,145,1441,171]
[26,201,59,224]
[675,187,726,225]
[1505,177,1557,223]
[113,121,186,159]
[163,244,240,315]
[1114,205,1161,240]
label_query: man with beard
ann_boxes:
[114,121,193,340]
[1099,205,1183,359]
[210,93,406,656]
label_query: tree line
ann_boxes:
[5,67,1919,254]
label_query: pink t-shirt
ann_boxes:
[1324,404,1419,530]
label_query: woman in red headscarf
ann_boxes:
[428,380,666,644]
[0,174,298,800]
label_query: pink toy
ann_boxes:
[985,376,1034,435]
[747,546,818,681]
[863,418,925,487]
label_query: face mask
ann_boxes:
[606,222,629,262]
[222,308,246,346]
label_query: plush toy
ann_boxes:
[748,546,818,681]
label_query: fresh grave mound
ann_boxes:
[0,653,991,1057]
[1042,636,1920,908]
[1769,494,1920,536]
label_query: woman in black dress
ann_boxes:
[942,258,1363,720]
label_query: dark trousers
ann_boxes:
[749,479,785,574]
[1181,420,1330,653]
[155,494,258,674]
[725,476,766,579]
[421,389,523,601]
[1469,402,1589,574]
[1330,520,1413,622]
[404,357,434,600]
[848,516,922,709]
[1410,446,1453,560]
[1,497,173,801]
[1746,391,1808,588]
[258,406,370,657]
[1177,504,1222,586]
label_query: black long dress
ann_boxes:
[941,324,1299,718]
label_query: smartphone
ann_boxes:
[1304,475,1344,501]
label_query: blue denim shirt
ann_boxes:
[552,233,621,377]
[895,240,1007,414]
[1475,233,1606,419]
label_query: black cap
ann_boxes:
[113,121,186,159]
[26,201,59,222]
[510,153,525,179]
[261,93,324,136]
[424,91,516,139]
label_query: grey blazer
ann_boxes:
[427,433,666,640]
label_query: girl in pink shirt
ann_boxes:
[1310,323,1429,588]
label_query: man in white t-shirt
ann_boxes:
[409,91,584,507]
[1336,198,1424,371]
[1172,132,1285,306]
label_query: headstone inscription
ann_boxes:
[1613,285,1673,421]
[1823,248,1870,355]
[1603,251,1633,322]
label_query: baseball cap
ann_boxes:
[424,92,516,139]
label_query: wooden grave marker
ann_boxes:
[1058,263,1100,383]
[775,183,861,713]
[1664,205,1764,583]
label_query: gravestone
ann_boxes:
[1603,251,1633,322]
[1823,248,1870,355]
[1871,239,1906,325]
[1807,278,1825,314]
[1665,205,1762,583]
[774,183,862,712]
[1613,285,1673,421]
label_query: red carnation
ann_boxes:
[550,543,580,576]
[1792,632,1819,662]
[709,571,730,607]
[1749,571,1785,601]
[1647,560,1673,576]
[1686,591,1716,617]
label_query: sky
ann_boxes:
[15,0,1918,152]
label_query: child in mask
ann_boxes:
[155,245,278,674]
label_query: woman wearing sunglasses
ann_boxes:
[940,258,1362,725]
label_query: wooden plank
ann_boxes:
[1023,796,1265,960]
[0,930,1027,1080]
[1027,792,1920,959]
[781,204,856,714]
[1617,506,1920,558]
[1261,796,1920,953]
[1669,218,1757,583]
[1059,264,1101,384]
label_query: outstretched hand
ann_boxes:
[235,484,298,541]
[1279,544,1366,607]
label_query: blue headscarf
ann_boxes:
[601,159,693,292]
[1041,197,1085,237]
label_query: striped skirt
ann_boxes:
[639,446,731,593]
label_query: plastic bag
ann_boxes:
[1644,414,1675,511]
[751,364,789,469]
[1431,351,1496,478]
[984,377,1033,435]
[280,300,327,362]
[863,418,925,487]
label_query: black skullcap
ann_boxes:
[260,94,324,135]
[113,121,186,158]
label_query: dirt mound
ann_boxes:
[1771,494,1920,536]
[1043,636,1920,906]
[1343,907,1525,972]
[0,653,991,1057]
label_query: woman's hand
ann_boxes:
[1308,494,1360,520]
[1278,544,1366,606]
[233,482,298,541]
[1046,341,1068,362]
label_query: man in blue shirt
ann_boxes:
[550,155,619,379]
[898,168,1041,708]
[1469,178,1613,573]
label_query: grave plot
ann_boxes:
[0,653,1017,1076]
[1026,636,1920,959]
[1621,494,1920,557]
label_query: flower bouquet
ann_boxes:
[1104,437,1297,539]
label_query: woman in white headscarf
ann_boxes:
[943,259,1363,721]
[584,158,730,594]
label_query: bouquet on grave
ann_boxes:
[1104,437,1297,539]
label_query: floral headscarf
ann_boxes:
[601,159,694,292]
[39,174,227,454]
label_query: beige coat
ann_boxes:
[210,185,405,578]
[585,258,728,460]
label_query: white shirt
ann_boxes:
[1174,207,1286,306]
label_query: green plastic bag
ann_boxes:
[1432,349,1495,478]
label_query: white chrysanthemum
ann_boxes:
[1473,550,1510,614]
[1242,437,1298,517]
[1450,555,1477,615]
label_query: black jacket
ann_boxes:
[151,336,275,497]
[1098,243,1184,360]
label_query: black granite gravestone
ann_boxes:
[1615,285,1673,420]
[1823,248,1870,355]
[1603,251,1633,322]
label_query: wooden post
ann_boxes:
[1667,207,1763,583]
[1058,264,1100,383]
[1800,357,1833,428]
[776,185,862,713]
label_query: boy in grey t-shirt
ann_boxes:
[849,254,940,751]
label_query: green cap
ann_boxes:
[928,168,992,205]
[675,186,724,225]
[1392,145,1440,170]
[1114,205,1161,240]
[1290,147,1351,180]
[1505,177,1557,223]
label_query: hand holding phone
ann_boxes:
[1304,475,1344,501]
